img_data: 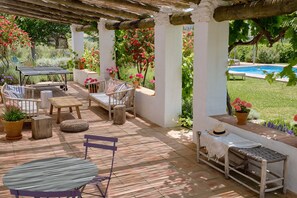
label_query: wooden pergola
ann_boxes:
[0,0,296,31]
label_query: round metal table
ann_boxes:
[3,157,98,192]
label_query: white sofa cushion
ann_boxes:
[90,93,121,106]
[18,101,38,114]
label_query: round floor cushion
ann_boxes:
[60,119,89,133]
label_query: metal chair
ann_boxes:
[81,135,118,198]
[10,189,81,198]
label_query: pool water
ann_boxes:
[229,65,296,75]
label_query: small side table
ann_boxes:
[40,90,53,108]
[32,115,52,139]
[48,96,82,124]
[113,105,126,125]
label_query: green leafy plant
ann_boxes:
[263,118,297,136]
[2,107,26,121]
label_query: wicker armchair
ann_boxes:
[1,83,41,121]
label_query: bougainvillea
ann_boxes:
[0,15,31,72]
[122,28,155,85]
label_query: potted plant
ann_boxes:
[84,77,98,93]
[106,66,118,79]
[129,73,144,88]
[231,97,252,125]
[1,107,26,140]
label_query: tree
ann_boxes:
[0,15,31,73]
[229,13,297,53]
[115,28,155,85]
[15,17,70,60]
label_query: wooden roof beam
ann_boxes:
[0,7,74,24]
[104,0,297,30]
[0,5,87,24]
[18,0,125,21]
[46,0,140,20]
[214,0,297,21]
[89,0,160,12]
[0,0,100,22]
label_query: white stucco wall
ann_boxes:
[135,14,183,127]
[193,20,229,135]
[191,19,297,194]
[70,25,84,58]
[98,19,115,80]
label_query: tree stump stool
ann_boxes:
[32,115,52,139]
[113,105,126,125]
[60,119,89,133]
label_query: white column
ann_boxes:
[98,19,115,80]
[154,13,183,127]
[192,19,229,132]
[70,24,84,58]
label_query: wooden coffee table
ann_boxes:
[48,96,83,124]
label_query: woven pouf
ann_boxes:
[60,119,89,133]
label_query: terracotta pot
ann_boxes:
[235,112,249,125]
[89,84,98,93]
[133,80,140,88]
[109,73,115,79]
[78,62,85,70]
[1,119,24,140]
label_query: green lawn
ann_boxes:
[227,77,297,122]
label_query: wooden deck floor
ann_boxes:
[0,82,294,197]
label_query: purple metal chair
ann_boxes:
[81,134,118,198]
[10,189,81,198]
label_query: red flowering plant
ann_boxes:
[106,66,118,75]
[122,28,155,86]
[77,49,99,71]
[231,97,252,113]
[84,77,98,88]
[0,15,31,73]
[129,73,144,82]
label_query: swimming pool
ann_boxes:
[229,65,295,75]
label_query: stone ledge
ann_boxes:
[135,86,155,96]
[211,114,297,148]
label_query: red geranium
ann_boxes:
[231,97,252,113]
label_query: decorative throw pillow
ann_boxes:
[113,83,129,100]
[6,85,25,98]
[105,80,118,95]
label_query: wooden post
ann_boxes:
[32,115,52,139]
[113,105,126,125]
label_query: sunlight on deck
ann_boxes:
[0,82,291,198]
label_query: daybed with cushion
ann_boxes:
[1,83,41,121]
[88,79,136,120]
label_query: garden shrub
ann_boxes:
[178,31,194,128]
[257,45,280,63]
[275,43,294,63]
[36,57,70,67]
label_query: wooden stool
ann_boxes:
[113,105,126,125]
[32,115,52,139]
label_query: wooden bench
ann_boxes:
[196,131,287,198]
[88,79,136,120]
